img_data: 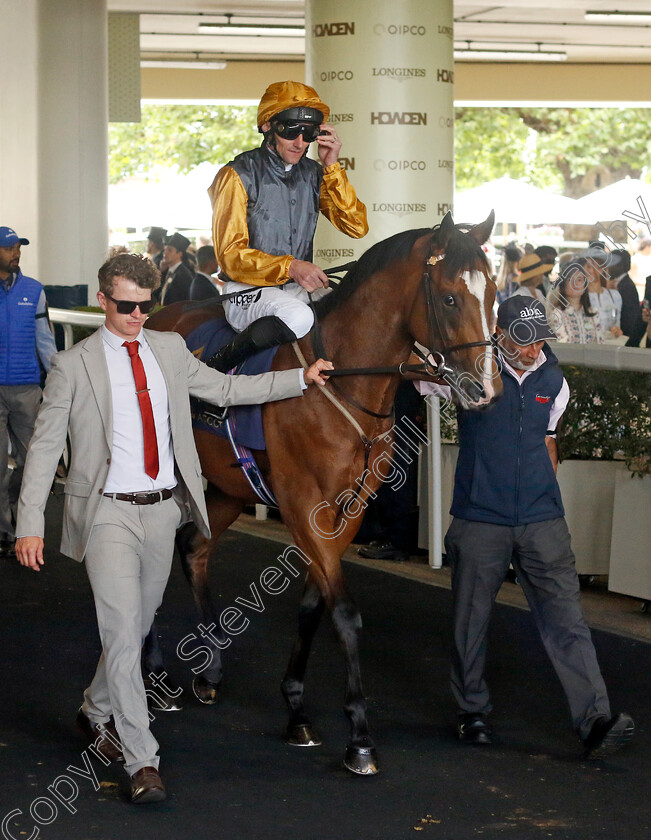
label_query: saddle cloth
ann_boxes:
[185,318,279,451]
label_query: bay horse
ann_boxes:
[145,211,500,775]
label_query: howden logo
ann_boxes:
[371,112,427,126]
[313,22,355,37]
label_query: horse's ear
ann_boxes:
[436,211,456,251]
[469,210,495,246]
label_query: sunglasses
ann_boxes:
[105,293,155,315]
[272,121,323,143]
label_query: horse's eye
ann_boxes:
[443,295,456,307]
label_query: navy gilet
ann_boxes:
[451,346,565,526]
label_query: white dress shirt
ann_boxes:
[101,326,177,493]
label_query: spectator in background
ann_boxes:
[534,245,558,296]
[608,250,646,347]
[629,237,651,298]
[189,245,221,301]
[0,226,58,556]
[584,247,623,342]
[510,252,554,303]
[547,261,603,344]
[146,227,167,268]
[496,244,522,304]
[158,232,194,305]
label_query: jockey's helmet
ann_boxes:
[257,81,330,132]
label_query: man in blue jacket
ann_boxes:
[0,226,57,555]
[444,298,634,759]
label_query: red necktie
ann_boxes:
[123,341,159,479]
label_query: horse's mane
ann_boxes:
[314,222,489,318]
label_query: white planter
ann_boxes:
[608,471,651,601]
[418,446,620,576]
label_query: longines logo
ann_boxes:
[319,70,354,82]
[439,160,453,169]
[371,112,427,125]
[374,160,426,171]
[372,67,426,82]
[437,69,454,83]
[329,113,354,123]
[313,21,355,37]
[315,248,355,258]
[338,157,355,170]
[438,25,453,39]
[372,203,427,217]
[373,24,426,36]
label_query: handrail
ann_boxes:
[48,308,105,350]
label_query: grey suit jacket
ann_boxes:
[16,327,303,561]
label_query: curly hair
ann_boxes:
[98,253,161,296]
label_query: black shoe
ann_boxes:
[582,713,634,759]
[458,713,493,745]
[207,315,297,373]
[357,539,409,562]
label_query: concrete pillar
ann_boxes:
[306,0,454,266]
[1,0,108,297]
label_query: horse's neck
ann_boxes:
[317,275,414,415]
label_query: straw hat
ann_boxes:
[518,252,554,283]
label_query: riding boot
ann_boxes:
[207,316,298,373]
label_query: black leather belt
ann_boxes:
[103,489,173,505]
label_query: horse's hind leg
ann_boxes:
[281,578,325,747]
[178,484,246,704]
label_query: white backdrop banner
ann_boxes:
[306,0,454,266]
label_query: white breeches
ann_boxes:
[222,281,330,338]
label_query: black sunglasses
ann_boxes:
[272,121,323,143]
[105,293,155,315]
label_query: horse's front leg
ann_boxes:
[281,578,325,746]
[283,527,379,776]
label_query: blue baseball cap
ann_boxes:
[0,227,29,247]
[497,297,556,345]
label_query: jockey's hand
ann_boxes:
[15,536,45,571]
[315,124,342,167]
[304,359,334,386]
[289,259,329,292]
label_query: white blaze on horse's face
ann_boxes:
[461,270,496,405]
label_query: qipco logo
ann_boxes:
[373,23,427,36]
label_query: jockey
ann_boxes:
[207,80,368,371]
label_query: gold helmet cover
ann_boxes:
[257,81,330,128]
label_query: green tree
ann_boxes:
[109,104,259,184]
[455,107,651,196]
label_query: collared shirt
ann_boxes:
[416,349,570,433]
[101,325,176,493]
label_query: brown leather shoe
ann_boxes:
[130,766,166,803]
[76,710,124,763]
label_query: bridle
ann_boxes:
[307,252,494,417]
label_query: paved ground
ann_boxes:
[1,493,648,840]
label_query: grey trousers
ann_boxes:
[0,384,42,537]
[81,494,181,775]
[445,517,611,739]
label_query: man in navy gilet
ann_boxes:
[0,227,58,555]
[444,298,634,759]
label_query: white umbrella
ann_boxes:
[573,177,651,224]
[454,176,584,225]
[109,162,220,231]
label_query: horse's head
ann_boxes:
[406,211,502,409]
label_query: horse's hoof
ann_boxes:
[148,693,184,712]
[344,745,380,775]
[192,676,220,705]
[285,723,322,747]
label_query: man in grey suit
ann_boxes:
[15,253,331,804]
